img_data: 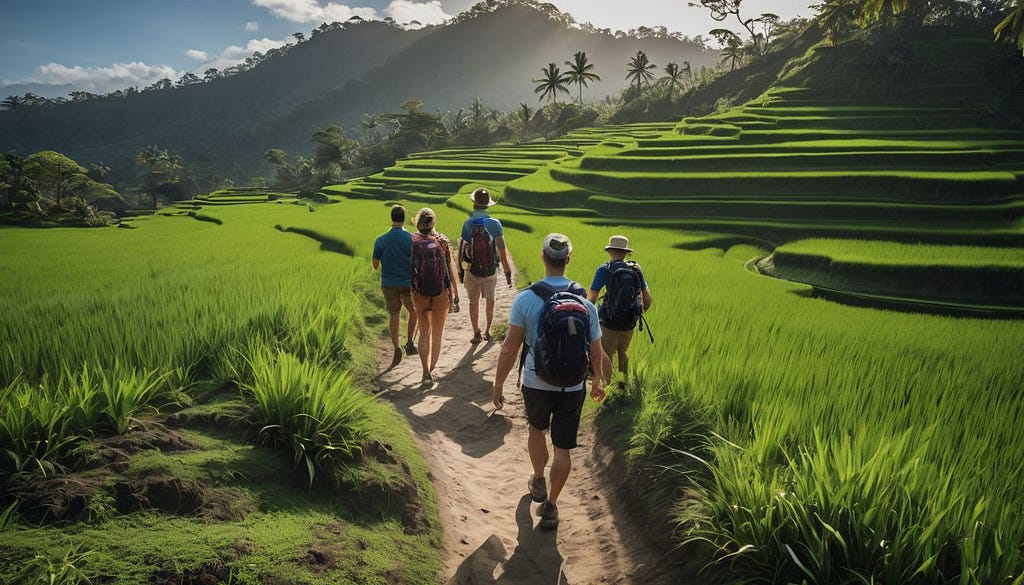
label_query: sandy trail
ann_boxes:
[375,263,676,585]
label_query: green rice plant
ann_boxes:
[281,306,354,366]
[0,500,18,529]
[239,349,376,486]
[11,542,94,585]
[0,378,77,477]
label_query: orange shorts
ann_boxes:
[412,290,450,313]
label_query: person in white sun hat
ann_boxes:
[458,187,513,344]
[587,234,652,377]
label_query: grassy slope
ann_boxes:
[0,201,441,584]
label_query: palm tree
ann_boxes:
[563,51,601,104]
[813,0,859,46]
[720,38,744,71]
[1,95,25,111]
[860,0,909,25]
[663,62,685,100]
[518,103,533,139]
[533,63,570,104]
[625,50,657,93]
[995,2,1024,55]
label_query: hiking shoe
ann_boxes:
[538,501,559,529]
[528,476,547,503]
[390,347,402,367]
[405,341,417,356]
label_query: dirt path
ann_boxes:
[375,264,677,585]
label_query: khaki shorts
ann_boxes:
[600,325,634,356]
[464,271,497,302]
[412,290,449,313]
[381,286,412,315]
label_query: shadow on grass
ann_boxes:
[274,224,354,255]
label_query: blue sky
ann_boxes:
[1,0,811,95]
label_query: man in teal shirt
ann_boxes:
[372,205,418,367]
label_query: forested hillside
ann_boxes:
[0,3,714,184]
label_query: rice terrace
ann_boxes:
[1,1,1024,584]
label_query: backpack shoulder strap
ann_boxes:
[529,281,554,300]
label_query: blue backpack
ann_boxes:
[528,281,592,389]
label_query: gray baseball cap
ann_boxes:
[542,233,572,260]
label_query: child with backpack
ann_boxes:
[587,235,653,377]
[410,208,460,385]
[491,233,605,529]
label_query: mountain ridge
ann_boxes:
[0,4,715,183]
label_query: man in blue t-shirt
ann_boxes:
[587,234,652,377]
[492,233,604,530]
[458,187,513,344]
[372,204,418,367]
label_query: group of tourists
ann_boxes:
[372,186,653,530]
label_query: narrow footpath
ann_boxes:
[375,263,680,585]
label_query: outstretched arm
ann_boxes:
[492,324,525,409]
[588,338,605,402]
[496,235,513,287]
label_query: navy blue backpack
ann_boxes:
[527,281,592,389]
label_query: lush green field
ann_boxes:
[0,201,442,584]
[764,239,1024,310]
[268,88,1024,582]
[4,77,1024,584]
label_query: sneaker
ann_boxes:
[538,501,559,529]
[405,341,417,356]
[422,372,434,384]
[527,476,547,503]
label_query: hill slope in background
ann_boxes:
[0,4,714,183]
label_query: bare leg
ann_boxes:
[484,298,496,335]
[428,305,449,372]
[469,301,480,335]
[417,309,431,376]
[548,447,571,506]
[617,349,629,375]
[527,425,548,479]
[388,312,401,349]
[403,299,417,345]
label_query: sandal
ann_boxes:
[470,331,482,344]
[483,331,491,342]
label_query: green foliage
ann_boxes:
[239,350,377,486]
[12,542,94,585]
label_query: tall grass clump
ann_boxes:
[0,365,173,479]
[679,426,1024,585]
[238,349,376,486]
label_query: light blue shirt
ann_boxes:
[461,211,505,249]
[509,276,601,392]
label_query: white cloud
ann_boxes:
[185,49,209,61]
[246,21,260,32]
[196,37,290,72]
[251,0,378,23]
[384,1,449,25]
[19,61,182,94]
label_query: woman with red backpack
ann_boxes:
[410,207,460,384]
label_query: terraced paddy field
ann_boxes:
[294,88,1022,581]
[4,84,1024,582]
[2,179,1023,582]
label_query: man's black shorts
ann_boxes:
[520,386,586,449]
